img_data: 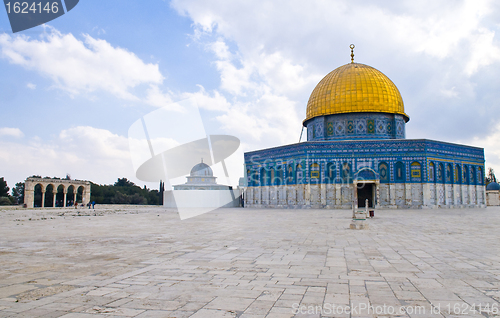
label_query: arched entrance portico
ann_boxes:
[353,168,380,209]
[24,177,91,208]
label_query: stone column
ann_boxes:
[405,183,412,206]
[422,183,431,207]
[52,192,56,207]
[460,185,465,205]
[453,184,460,205]
[335,184,341,207]
[81,189,86,206]
[320,183,326,206]
[25,187,34,208]
[480,185,486,206]
[443,184,449,206]
[63,191,67,207]
[467,185,473,204]
[375,181,380,208]
[389,184,396,206]
[41,190,46,208]
[353,180,358,209]
[84,187,91,205]
[304,184,311,206]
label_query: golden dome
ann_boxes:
[305,63,409,124]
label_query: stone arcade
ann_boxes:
[244,47,486,209]
[24,177,91,208]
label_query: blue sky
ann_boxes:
[1,0,500,190]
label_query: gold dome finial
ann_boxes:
[350,44,355,63]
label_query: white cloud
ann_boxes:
[0,127,24,138]
[468,122,500,174]
[144,85,177,110]
[0,27,163,100]
[181,85,232,112]
[26,83,36,89]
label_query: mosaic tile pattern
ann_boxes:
[305,113,406,141]
[245,139,484,186]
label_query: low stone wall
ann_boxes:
[164,189,241,209]
[245,183,486,209]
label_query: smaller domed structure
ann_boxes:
[173,159,231,190]
[486,182,500,206]
[190,162,213,177]
[486,182,500,191]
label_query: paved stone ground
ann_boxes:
[0,205,499,318]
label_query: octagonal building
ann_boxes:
[244,48,485,209]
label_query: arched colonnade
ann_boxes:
[24,177,91,208]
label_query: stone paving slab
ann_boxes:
[0,205,500,317]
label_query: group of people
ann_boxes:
[70,200,96,209]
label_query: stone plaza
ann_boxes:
[0,206,499,317]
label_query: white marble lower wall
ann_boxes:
[245,183,486,209]
[487,190,500,206]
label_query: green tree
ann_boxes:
[90,178,161,205]
[11,182,24,204]
[0,177,9,197]
[0,197,11,205]
[486,167,497,184]
[114,178,135,187]
[111,191,129,204]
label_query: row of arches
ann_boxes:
[247,160,483,186]
[248,162,355,186]
[33,183,85,208]
[428,162,482,185]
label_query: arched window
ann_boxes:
[310,163,320,183]
[429,162,435,182]
[342,162,352,183]
[276,166,283,186]
[455,164,461,184]
[246,169,251,186]
[325,162,335,183]
[463,165,470,184]
[270,168,275,186]
[446,164,453,183]
[379,162,389,183]
[478,167,483,185]
[260,167,267,186]
[296,164,303,184]
[410,162,421,182]
[471,166,476,185]
[395,161,405,182]
[437,163,444,183]
[287,165,294,184]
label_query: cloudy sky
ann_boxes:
[1,0,500,190]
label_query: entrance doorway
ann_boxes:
[357,183,374,208]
